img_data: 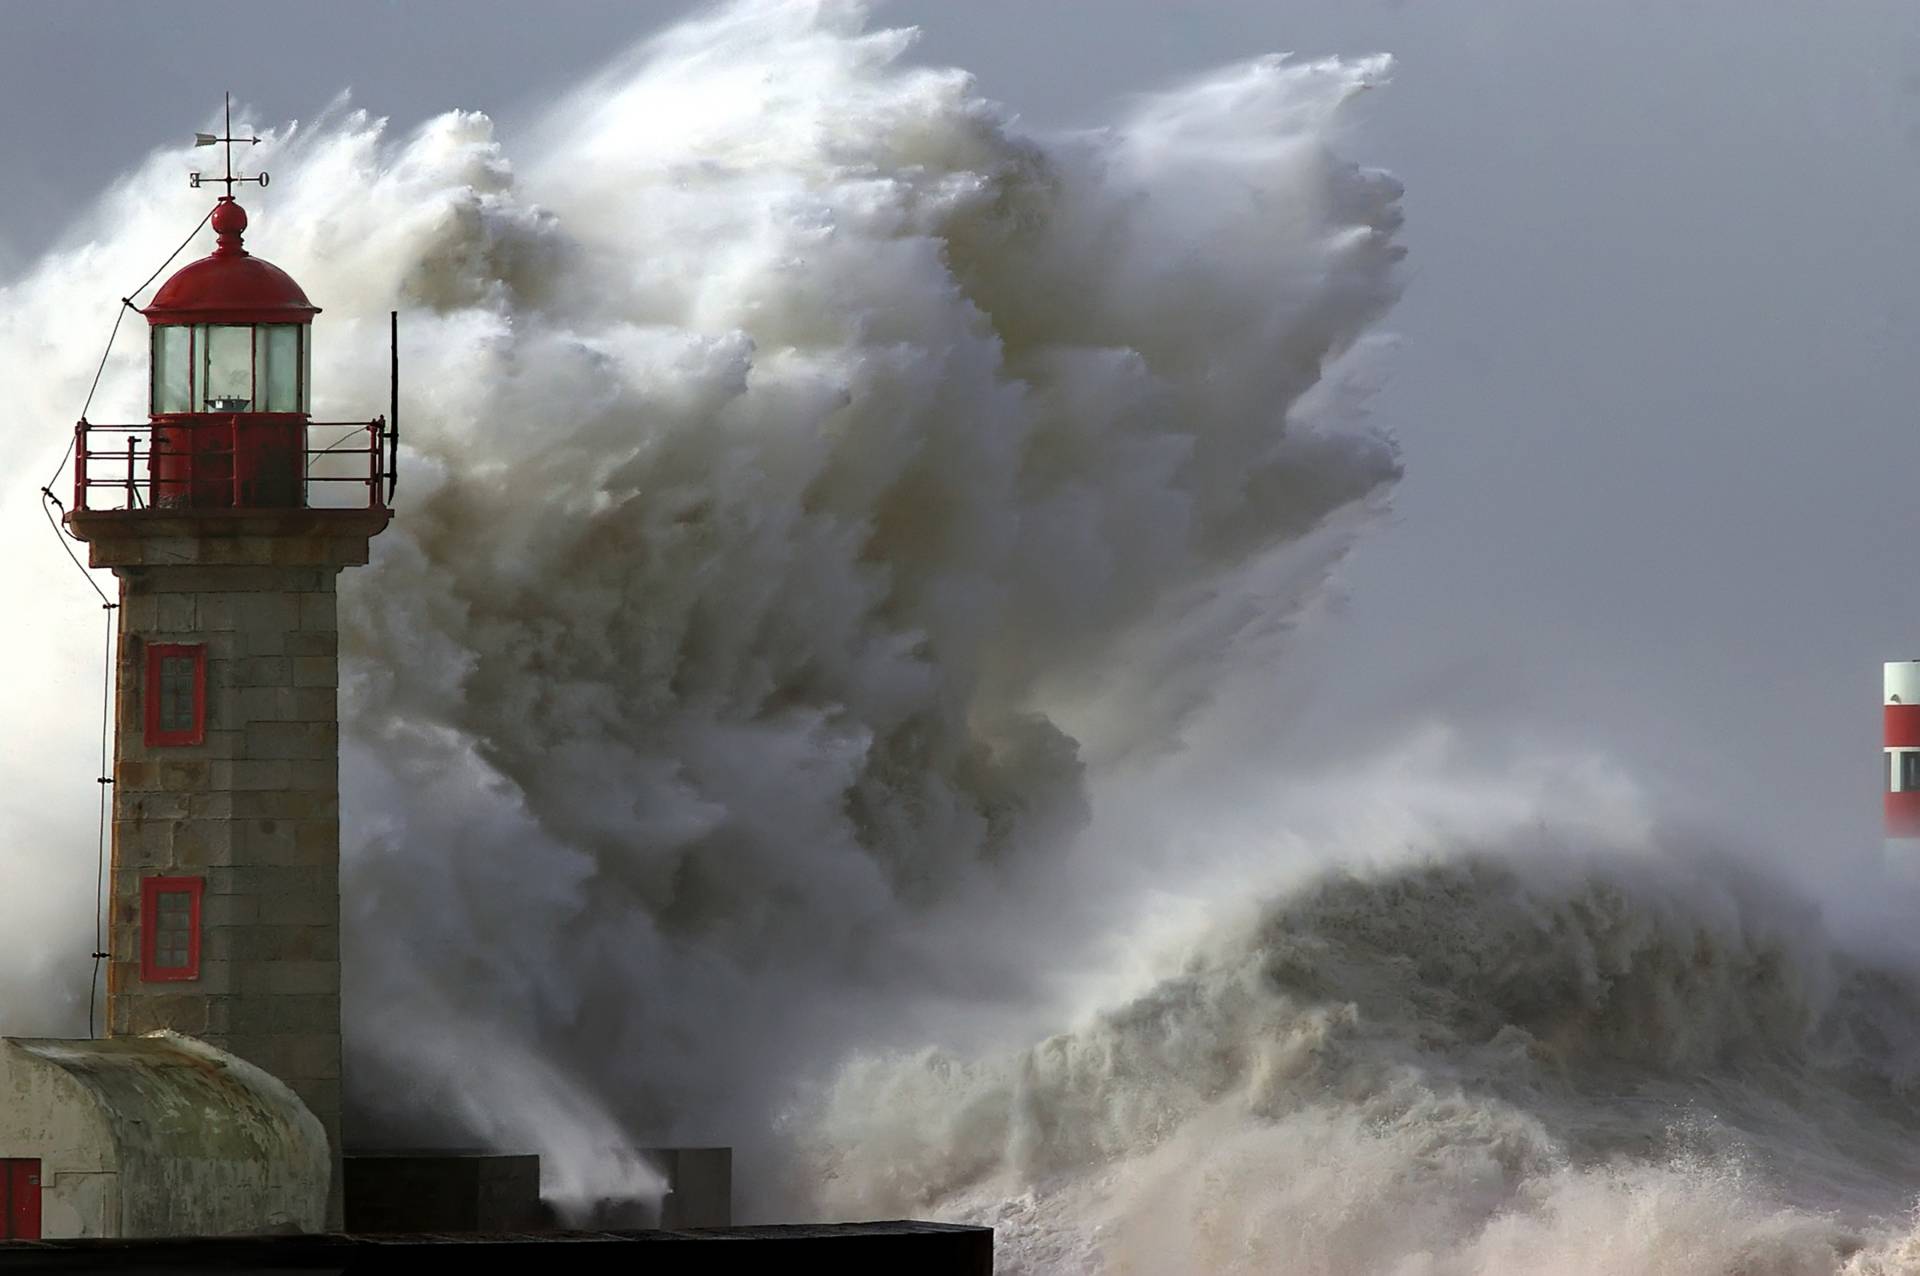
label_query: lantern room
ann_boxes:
[140,197,316,508]
[147,199,315,415]
[69,185,391,516]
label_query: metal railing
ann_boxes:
[72,416,391,513]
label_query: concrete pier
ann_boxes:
[0,1221,994,1273]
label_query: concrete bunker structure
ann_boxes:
[0,1031,327,1238]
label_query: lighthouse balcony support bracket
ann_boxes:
[70,417,392,515]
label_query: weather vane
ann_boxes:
[190,91,268,196]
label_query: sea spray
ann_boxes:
[0,0,1403,1219]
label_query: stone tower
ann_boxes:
[63,164,393,1226]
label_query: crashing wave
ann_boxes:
[0,0,1403,1216]
[802,847,1920,1273]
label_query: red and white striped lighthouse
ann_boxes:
[1886,661,1920,837]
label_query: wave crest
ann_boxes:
[803,847,1920,1273]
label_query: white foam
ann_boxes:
[0,0,1401,1219]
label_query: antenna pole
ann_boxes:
[388,310,399,501]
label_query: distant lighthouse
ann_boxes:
[1886,662,1920,838]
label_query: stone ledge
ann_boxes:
[67,510,388,572]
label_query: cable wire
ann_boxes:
[87,603,115,1039]
[39,489,111,606]
[46,205,214,494]
[44,205,213,1033]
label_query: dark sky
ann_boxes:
[7,0,1920,885]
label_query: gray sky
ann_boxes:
[6,0,1920,892]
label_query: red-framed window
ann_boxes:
[144,643,206,747]
[140,876,203,982]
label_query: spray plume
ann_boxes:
[0,0,1401,1219]
[40,4,1920,1271]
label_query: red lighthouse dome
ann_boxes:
[145,198,319,325]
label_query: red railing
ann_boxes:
[72,417,391,513]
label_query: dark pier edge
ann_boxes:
[0,1222,994,1274]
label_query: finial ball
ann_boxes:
[211,199,248,236]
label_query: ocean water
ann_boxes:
[802,842,1920,1272]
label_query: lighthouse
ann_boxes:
[41,108,393,1230]
[1886,661,1920,839]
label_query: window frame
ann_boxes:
[150,325,194,415]
[144,642,207,748]
[149,323,310,416]
[257,323,305,413]
[198,323,255,412]
[140,875,203,982]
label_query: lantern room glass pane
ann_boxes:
[200,324,253,411]
[257,325,302,413]
[152,326,191,414]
